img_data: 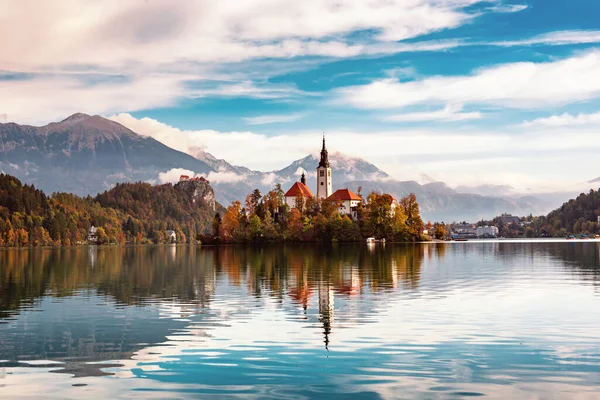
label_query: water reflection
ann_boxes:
[1,242,600,398]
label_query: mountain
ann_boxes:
[194,149,258,176]
[0,113,569,221]
[273,152,389,182]
[0,113,214,196]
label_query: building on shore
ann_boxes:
[453,223,476,238]
[87,225,98,243]
[498,213,520,225]
[166,230,177,243]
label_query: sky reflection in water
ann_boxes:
[1,242,600,399]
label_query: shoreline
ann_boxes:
[1,237,599,250]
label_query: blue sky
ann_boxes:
[2,0,600,192]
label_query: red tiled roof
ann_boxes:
[327,188,361,201]
[285,182,314,198]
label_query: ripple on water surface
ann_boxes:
[1,243,600,398]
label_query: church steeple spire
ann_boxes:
[319,134,329,168]
[300,171,306,185]
[316,135,332,200]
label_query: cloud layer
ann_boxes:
[0,0,530,124]
[339,50,600,111]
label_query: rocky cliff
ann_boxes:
[175,179,216,212]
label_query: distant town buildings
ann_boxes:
[453,223,476,238]
[451,223,499,238]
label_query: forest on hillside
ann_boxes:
[472,189,600,238]
[532,189,600,237]
[0,174,217,246]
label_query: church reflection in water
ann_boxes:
[1,242,600,377]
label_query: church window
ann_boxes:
[321,182,324,185]
[320,170,324,177]
[328,171,330,176]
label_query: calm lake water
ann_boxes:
[1,242,600,399]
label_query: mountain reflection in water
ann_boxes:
[1,242,600,399]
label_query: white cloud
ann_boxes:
[495,30,600,47]
[386,104,482,122]
[244,113,305,125]
[487,4,528,13]
[261,172,278,186]
[156,167,244,185]
[157,168,196,184]
[338,50,600,110]
[521,111,600,128]
[206,170,246,183]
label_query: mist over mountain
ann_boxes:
[0,114,571,221]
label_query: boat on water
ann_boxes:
[566,234,576,240]
[580,234,589,239]
[366,237,386,243]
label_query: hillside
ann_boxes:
[0,173,220,246]
[531,189,600,236]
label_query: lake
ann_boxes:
[1,242,600,399]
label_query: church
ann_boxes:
[284,137,362,218]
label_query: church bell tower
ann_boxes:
[316,135,332,200]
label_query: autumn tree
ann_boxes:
[222,201,242,241]
[399,193,424,240]
[434,223,447,240]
